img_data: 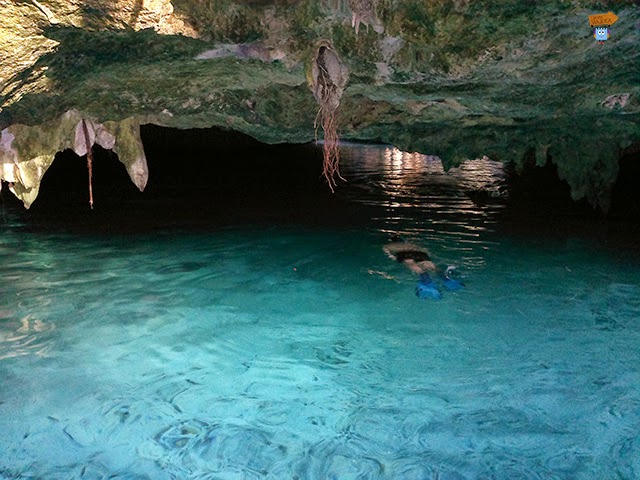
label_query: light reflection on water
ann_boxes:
[0,144,639,479]
[338,144,508,270]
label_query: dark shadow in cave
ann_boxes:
[1,129,639,244]
[2,125,358,233]
[503,150,594,218]
[498,146,640,248]
[610,145,640,223]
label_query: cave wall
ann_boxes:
[1,0,639,209]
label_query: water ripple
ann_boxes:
[1,145,639,479]
[0,314,55,359]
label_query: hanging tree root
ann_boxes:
[81,119,94,209]
[309,42,349,191]
[315,101,345,191]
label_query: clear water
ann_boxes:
[1,144,639,479]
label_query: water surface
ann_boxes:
[1,143,639,479]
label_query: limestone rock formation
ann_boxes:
[1,0,639,209]
[0,110,147,208]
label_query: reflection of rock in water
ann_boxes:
[450,157,508,192]
[337,145,511,257]
[465,186,508,206]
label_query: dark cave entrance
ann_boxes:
[1,126,639,235]
[1,126,348,232]
[611,144,640,223]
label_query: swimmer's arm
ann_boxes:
[383,244,396,259]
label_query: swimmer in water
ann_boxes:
[384,236,463,299]
[383,240,437,275]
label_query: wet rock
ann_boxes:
[0,1,638,208]
[0,110,148,208]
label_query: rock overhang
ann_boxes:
[1,0,639,210]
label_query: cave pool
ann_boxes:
[1,143,639,479]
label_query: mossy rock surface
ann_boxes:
[1,0,639,209]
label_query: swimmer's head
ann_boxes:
[389,234,404,243]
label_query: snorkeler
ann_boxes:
[384,237,464,299]
[384,240,437,274]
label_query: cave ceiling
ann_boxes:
[1,0,639,209]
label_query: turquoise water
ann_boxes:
[1,144,639,479]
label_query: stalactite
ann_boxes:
[348,0,383,34]
[81,119,94,209]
